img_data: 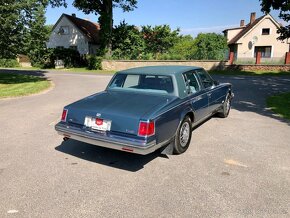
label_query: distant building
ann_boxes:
[47,13,100,55]
[223,12,290,63]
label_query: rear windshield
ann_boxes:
[108,74,174,94]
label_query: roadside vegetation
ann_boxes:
[0,73,51,98]
[267,92,290,120]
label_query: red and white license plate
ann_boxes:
[84,116,111,132]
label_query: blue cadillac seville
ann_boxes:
[55,66,234,155]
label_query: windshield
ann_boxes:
[108,74,174,94]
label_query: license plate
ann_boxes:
[84,116,111,132]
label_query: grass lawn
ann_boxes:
[267,92,290,120]
[209,70,290,76]
[0,73,51,98]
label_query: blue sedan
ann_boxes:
[55,66,234,155]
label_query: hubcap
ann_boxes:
[180,122,190,147]
[225,97,230,114]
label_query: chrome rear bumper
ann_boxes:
[55,122,163,155]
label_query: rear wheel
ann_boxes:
[173,116,192,154]
[217,93,231,118]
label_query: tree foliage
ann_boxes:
[141,25,180,59]
[260,0,290,40]
[0,0,29,58]
[0,0,49,62]
[168,35,196,60]
[25,3,50,66]
[191,33,227,60]
[112,21,144,59]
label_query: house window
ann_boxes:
[254,46,272,58]
[262,28,270,35]
[58,26,69,35]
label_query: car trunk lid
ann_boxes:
[66,91,176,135]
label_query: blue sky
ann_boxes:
[45,0,282,36]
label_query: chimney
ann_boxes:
[240,20,245,27]
[72,13,76,17]
[250,12,256,24]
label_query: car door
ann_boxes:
[182,71,209,122]
[195,69,223,113]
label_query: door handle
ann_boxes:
[207,93,212,97]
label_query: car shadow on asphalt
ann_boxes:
[55,139,165,172]
[214,75,290,126]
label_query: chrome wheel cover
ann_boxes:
[180,122,190,147]
[225,97,230,114]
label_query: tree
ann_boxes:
[112,21,144,59]
[50,0,138,56]
[260,0,290,40]
[141,25,180,59]
[168,35,196,60]
[191,33,227,60]
[0,0,28,58]
[25,2,50,66]
[0,0,49,60]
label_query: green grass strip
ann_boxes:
[0,73,51,98]
[267,92,290,120]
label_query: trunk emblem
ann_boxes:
[96,113,101,117]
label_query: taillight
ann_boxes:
[61,109,68,122]
[138,121,155,136]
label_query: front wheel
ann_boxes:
[217,93,231,118]
[173,116,192,154]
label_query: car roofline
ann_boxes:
[117,66,203,75]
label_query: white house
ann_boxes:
[223,13,290,63]
[47,13,100,55]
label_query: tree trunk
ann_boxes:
[99,0,113,57]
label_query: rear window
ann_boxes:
[108,74,174,94]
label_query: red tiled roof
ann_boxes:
[228,15,266,45]
[64,14,100,44]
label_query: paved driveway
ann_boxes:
[0,70,290,217]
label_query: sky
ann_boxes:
[45,0,282,36]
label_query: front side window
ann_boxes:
[195,69,214,89]
[183,71,200,94]
[108,74,174,94]
[254,46,271,58]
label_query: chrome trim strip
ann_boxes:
[55,123,165,155]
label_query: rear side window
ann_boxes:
[123,75,139,88]
[196,69,214,88]
[108,74,174,94]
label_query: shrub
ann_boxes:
[87,55,102,70]
[33,48,86,68]
[51,48,84,68]
[0,59,20,68]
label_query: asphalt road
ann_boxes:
[0,70,290,217]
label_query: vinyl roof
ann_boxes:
[118,66,202,75]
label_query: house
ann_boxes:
[223,12,290,64]
[47,13,100,55]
